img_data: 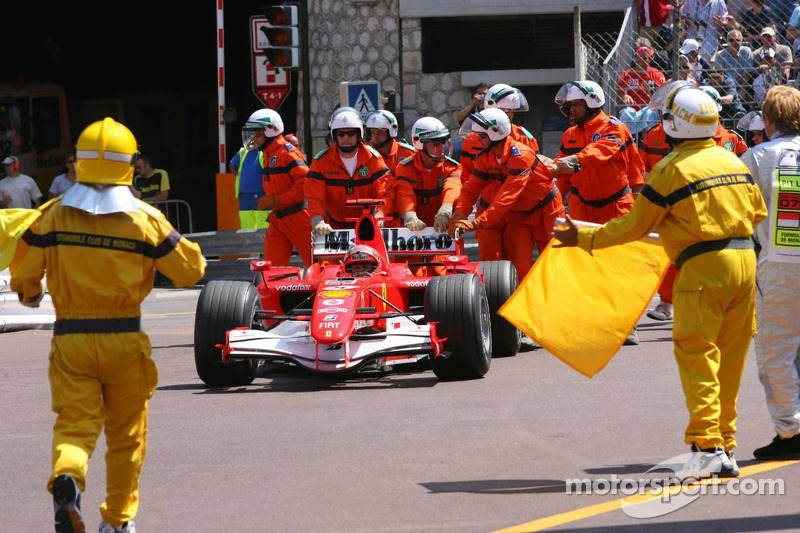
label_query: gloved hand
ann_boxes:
[451,217,483,237]
[448,212,468,236]
[314,219,333,236]
[550,155,580,176]
[403,211,426,231]
[19,291,44,308]
[257,195,276,210]
[433,203,453,232]
[375,211,387,228]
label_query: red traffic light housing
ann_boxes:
[262,5,299,69]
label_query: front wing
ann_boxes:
[222,318,441,374]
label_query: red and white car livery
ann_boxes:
[193,200,521,386]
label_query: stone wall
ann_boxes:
[299,0,469,149]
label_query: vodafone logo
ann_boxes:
[274,284,312,291]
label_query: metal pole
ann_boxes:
[216,0,226,173]
[300,0,312,158]
[672,2,680,81]
[574,6,583,80]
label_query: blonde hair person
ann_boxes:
[740,85,800,460]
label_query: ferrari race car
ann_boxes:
[193,199,521,386]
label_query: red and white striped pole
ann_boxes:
[216,0,226,173]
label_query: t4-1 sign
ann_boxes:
[251,16,291,109]
[252,53,291,109]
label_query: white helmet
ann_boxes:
[485,84,529,112]
[698,85,723,112]
[365,110,399,138]
[411,116,450,161]
[329,108,364,138]
[554,81,605,109]
[242,109,284,150]
[660,82,718,139]
[737,110,765,132]
[470,108,512,142]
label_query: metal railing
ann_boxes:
[149,199,194,235]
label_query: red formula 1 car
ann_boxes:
[193,200,521,386]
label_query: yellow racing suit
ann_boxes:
[576,139,767,450]
[10,199,205,525]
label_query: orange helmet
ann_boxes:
[344,245,381,275]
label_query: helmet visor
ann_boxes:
[242,127,266,151]
[498,89,529,112]
[736,110,765,131]
[648,80,695,111]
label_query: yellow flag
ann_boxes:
[0,209,41,270]
[499,239,669,378]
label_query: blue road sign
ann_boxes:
[341,81,381,118]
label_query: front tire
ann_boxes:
[194,280,259,386]
[424,274,491,380]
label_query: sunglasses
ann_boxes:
[336,130,359,138]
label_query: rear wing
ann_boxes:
[313,227,458,260]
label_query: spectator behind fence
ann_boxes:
[713,30,755,87]
[634,0,675,46]
[132,155,169,203]
[654,5,683,74]
[753,48,787,106]
[721,0,777,47]
[681,39,711,82]
[618,45,667,109]
[753,26,793,67]
[683,0,728,61]
[705,64,748,121]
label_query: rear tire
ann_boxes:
[424,274,491,380]
[194,280,259,386]
[479,260,521,357]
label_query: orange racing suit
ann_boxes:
[457,137,563,278]
[306,143,393,228]
[556,111,645,223]
[260,134,313,266]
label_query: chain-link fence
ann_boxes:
[580,2,800,139]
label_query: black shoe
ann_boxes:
[53,474,85,533]
[519,335,541,352]
[754,433,800,460]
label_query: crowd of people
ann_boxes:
[625,0,800,131]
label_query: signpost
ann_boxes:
[251,16,291,109]
[339,81,382,119]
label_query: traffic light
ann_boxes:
[262,5,299,69]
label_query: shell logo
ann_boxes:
[319,290,354,298]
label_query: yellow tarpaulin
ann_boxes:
[499,238,670,378]
[0,209,41,271]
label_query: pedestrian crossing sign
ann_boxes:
[340,81,382,119]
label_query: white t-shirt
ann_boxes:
[49,173,76,197]
[0,174,43,208]
[340,154,358,177]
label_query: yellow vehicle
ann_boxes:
[0,81,73,191]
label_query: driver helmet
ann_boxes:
[343,245,381,276]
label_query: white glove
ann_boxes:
[374,211,387,228]
[314,219,333,237]
[403,211,426,231]
[433,203,452,232]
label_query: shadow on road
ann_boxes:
[420,479,567,494]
